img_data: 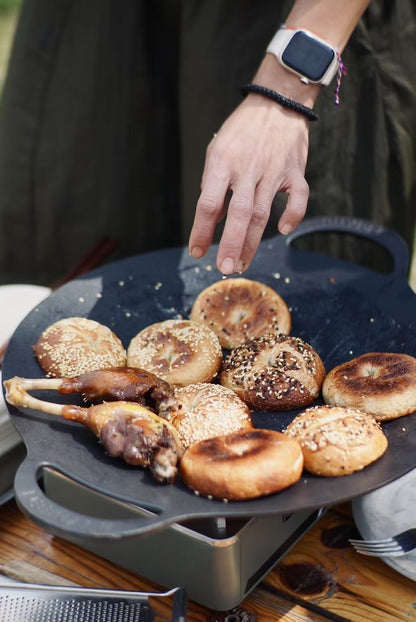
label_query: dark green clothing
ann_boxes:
[0,1,415,284]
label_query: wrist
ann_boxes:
[253,54,321,109]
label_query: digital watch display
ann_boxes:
[267,27,339,86]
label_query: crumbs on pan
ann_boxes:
[125,312,131,318]
[118,280,125,287]
[96,293,102,299]
[78,297,85,303]
[205,265,213,271]
[284,277,290,283]
[370,318,374,323]
[154,282,162,290]
[194,266,200,273]
[273,273,280,279]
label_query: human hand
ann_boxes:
[188,92,310,275]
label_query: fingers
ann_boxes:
[235,185,276,272]
[215,172,309,275]
[188,174,229,260]
[215,182,256,274]
[190,171,309,275]
[189,98,311,274]
[277,175,310,235]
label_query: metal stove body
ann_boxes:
[43,469,323,611]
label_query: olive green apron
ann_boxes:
[0,0,415,284]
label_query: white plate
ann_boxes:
[352,468,416,582]
[0,284,50,444]
[0,284,51,346]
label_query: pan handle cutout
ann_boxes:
[286,216,409,280]
[13,458,182,539]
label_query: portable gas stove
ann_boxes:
[43,468,324,610]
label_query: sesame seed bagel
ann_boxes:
[322,352,416,421]
[180,428,304,501]
[220,333,325,411]
[190,277,291,349]
[164,382,252,449]
[127,319,222,386]
[285,405,388,477]
[34,317,126,378]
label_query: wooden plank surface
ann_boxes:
[0,499,414,621]
[263,504,416,622]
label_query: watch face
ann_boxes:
[282,31,335,82]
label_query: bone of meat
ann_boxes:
[4,376,183,484]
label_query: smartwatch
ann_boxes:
[267,27,339,86]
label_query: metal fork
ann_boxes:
[349,528,416,557]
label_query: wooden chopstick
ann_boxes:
[50,236,119,289]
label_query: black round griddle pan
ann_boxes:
[3,216,416,539]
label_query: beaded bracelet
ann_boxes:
[241,83,319,122]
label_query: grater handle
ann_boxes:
[286,216,410,280]
[14,457,181,538]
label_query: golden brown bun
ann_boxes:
[220,333,325,411]
[190,277,291,349]
[127,319,222,386]
[322,352,416,421]
[34,317,126,378]
[180,428,303,500]
[285,405,388,477]
[166,382,252,449]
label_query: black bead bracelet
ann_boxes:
[241,83,319,122]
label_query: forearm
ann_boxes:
[189,0,371,275]
[253,0,370,107]
[285,0,370,51]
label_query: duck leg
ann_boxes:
[58,366,178,413]
[4,376,182,483]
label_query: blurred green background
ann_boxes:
[0,0,20,94]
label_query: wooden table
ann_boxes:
[0,498,414,621]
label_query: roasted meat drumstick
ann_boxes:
[46,366,178,413]
[4,375,183,484]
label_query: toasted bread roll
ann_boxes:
[165,382,252,449]
[322,352,416,421]
[190,277,291,349]
[180,428,303,500]
[34,317,126,378]
[285,405,388,476]
[220,333,325,411]
[127,319,222,386]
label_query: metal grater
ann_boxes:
[0,584,187,622]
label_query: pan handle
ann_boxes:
[14,457,181,539]
[286,216,409,279]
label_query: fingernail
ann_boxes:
[190,246,204,258]
[220,257,234,275]
[280,223,293,235]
